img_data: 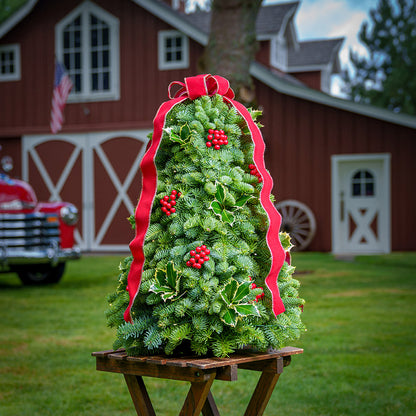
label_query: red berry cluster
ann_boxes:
[251,282,265,302]
[248,164,262,183]
[186,244,210,269]
[160,190,180,216]
[206,129,228,150]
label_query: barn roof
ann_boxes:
[1,0,415,129]
[180,1,299,38]
[288,38,344,71]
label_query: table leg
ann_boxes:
[202,391,220,416]
[179,372,216,416]
[124,374,156,416]
[244,372,281,416]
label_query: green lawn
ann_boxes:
[0,252,415,415]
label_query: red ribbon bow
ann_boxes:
[124,74,285,322]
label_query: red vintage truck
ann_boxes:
[0,153,80,285]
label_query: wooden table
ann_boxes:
[92,346,303,416]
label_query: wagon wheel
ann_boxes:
[276,200,316,251]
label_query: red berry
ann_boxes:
[206,142,212,148]
[195,263,202,269]
[196,246,202,252]
[190,250,196,256]
[212,139,218,145]
[171,190,177,195]
[258,177,263,183]
[249,164,255,170]
[170,200,176,206]
[207,134,213,141]
[223,139,228,145]
[161,207,167,212]
[166,211,171,216]
[170,208,176,213]
[194,254,201,260]
[160,199,164,205]
[250,169,256,175]
[164,195,169,201]
[205,249,210,255]
[208,129,214,134]
[198,258,204,264]
[178,192,182,197]
[219,130,224,134]
[170,196,176,201]
[190,258,196,264]
[218,139,224,145]
[201,245,207,250]
[166,203,172,209]
[214,145,220,150]
[251,283,257,289]
[203,256,209,261]
[186,261,191,267]
[214,133,220,139]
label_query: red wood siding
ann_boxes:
[290,71,322,91]
[255,79,416,251]
[0,0,205,136]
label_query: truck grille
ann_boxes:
[0,213,60,249]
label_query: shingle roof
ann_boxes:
[181,1,299,37]
[288,38,344,68]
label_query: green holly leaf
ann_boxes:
[220,209,235,224]
[215,183,226,205]
[180,123,191,141]
[234,303,260,317]
[234,195,252,208]
[210,201,223,215]
[233,281,251,303]
[221,308,238,326]
[220,280,238,305]
[166,261,178,290]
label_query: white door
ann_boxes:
[331,154,391,255]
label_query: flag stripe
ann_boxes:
[50,61,73,134]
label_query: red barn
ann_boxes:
[1,0,415,254]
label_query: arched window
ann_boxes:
[55,1,119,102]
[351,170,375,197]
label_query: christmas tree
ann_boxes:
[106,75,305,357]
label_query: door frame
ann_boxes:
[331,153,391,255]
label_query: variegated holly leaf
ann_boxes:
[150,262,181,301]
[219,280,260,326]
[164,123,193,145]
[235,195,252,207]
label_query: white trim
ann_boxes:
[158,30,189,70]
[55,0,120,103]
[0,0,38,39]
[0,43,21,81]
[331,153,391,255]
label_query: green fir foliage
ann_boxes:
[106,95,305,357]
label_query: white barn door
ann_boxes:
[331,154,391,255]
[22,130,149,252]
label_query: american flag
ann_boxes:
[50,61,73,134]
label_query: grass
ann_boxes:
[0,252,415,415]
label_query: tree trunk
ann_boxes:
[200,0,262,105]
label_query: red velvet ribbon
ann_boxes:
[124,74,285,322]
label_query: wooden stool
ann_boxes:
[92,346,303,416]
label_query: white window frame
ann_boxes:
[0,44,21,81]
[55,0,120,102]
[158,30,189,70]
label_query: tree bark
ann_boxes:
[199,0,262,105]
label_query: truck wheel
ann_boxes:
[16,263,66,285]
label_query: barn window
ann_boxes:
[55,2,119,102]
[158,30,189,70]
[351,170,375,197]
[0,44,20,81]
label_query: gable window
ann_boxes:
[158,30,189,70]
[55,1,119,102]
[0,44,20,81]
